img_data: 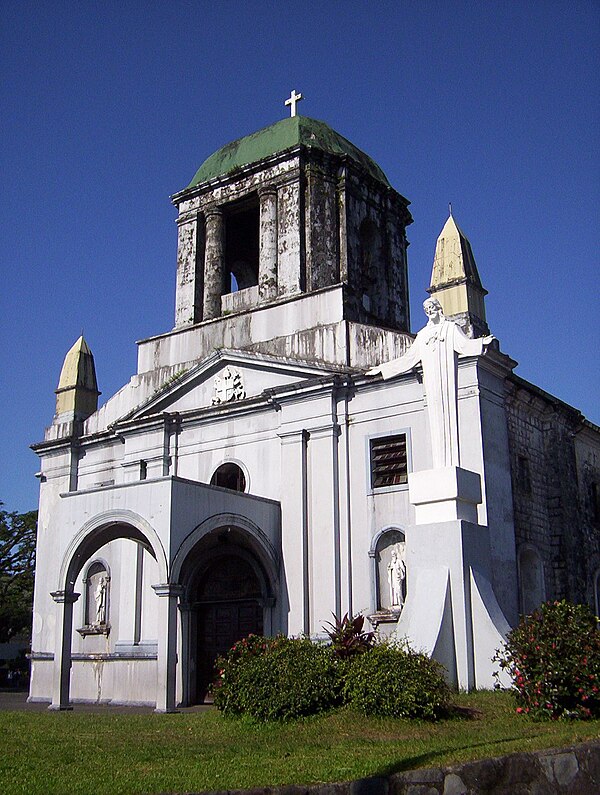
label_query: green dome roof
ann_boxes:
[187,116,390,189]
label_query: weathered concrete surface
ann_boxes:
[173,119,412,335]
[507,376,600,613]
[190,741,600,795]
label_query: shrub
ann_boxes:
[494,600,600,720]
[213,634,342,721]
[323,613,375,660]
[343,642,451,719]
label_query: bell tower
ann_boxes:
[171,107,412,335]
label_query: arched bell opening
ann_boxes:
[178,526,275,705]
[223,194,260,294]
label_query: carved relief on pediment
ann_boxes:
[211,366,246,405]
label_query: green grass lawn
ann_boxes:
[1,692,599,795]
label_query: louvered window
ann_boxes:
[370,435,408,489]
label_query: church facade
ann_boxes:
[29,109,600,711]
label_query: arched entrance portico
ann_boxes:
[51,511,170,712]
[174,518,278,706]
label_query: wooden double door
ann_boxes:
[194,554,264,702]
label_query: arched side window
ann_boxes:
[79,560,111,634]
[210,462,247,492]
[369,527,406,615]
[517,545,545,616]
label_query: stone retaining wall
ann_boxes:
[197,741,600,795]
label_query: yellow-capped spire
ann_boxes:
[55,336,100,421]
[427,212,489,337]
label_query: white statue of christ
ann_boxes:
[367,298,494,469]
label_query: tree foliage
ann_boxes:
[0,503,37,643]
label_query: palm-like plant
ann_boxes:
[324,612,375,659]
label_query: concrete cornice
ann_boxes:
[171,146,303,205]
[508,372,587,425]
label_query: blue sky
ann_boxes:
[1,0,598,512]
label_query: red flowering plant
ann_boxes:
[493,600,600,720]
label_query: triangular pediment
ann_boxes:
[121,349,340,421]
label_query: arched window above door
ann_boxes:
[210,462,246,492]
[196,554,262,602]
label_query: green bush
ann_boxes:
[213,634,342,721]
[494,600,600,720]
[343,642,451,719]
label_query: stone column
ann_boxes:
[258,187,278,299]
[49,589,80,711]
[385,205,408,330]
[175,212,204,328]
[202,207,225,321]
[336,169,349,283]
[277,180,303,296]
[305,164,338,290]
[152,583,183,713]
[178,602,193,707]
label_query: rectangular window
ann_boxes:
[370,434,408,489]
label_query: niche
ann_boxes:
[375,529,406,612]
[78,560,110,636]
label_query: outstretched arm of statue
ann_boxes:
[365,340,421,379]
[453,324,496,357]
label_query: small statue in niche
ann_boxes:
[387,546,406,608]
[93,575,108,625]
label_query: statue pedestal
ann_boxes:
[397,467,511,690]
[408,466,481,524]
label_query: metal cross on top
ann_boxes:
[284,89,303,117]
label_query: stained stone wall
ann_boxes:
[506,375,600,614]
[342,167,410,331]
